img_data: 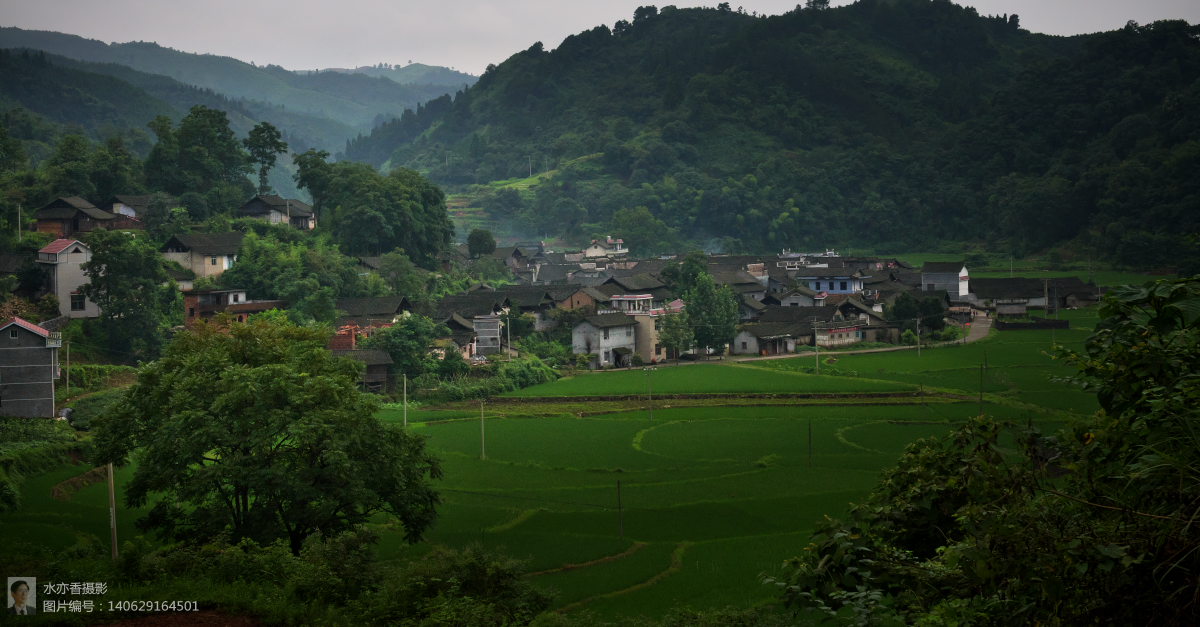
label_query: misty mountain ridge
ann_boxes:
[0,26,473,133]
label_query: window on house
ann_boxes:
[655,344,662,355]
[70,293,85,311]
[210,256,218,266]
[603,329,609,340]
[741,341,747,349]
[9,328,17,339]
[626,327,632,337]
[790,302,798,307]
[603,350,610,362]
[840,281,848,291]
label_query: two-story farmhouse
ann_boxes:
[0,318,61,418]
[34,197,121,238]
[36,239,100,318]
[572,313,638,368]
[160,233,244,285]
[792,267,867,295]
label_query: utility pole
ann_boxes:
[108,462,118,560]
[528,155,532,178]
[814,334,819,375]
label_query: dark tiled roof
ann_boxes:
[335,296,409,317]
[741,294,767,314]
[238,195,313,217]
[333,349,393,366]
[605,273,665,291]
[357,256,382,270]
[35,197,115,221]
[583,313,638,329]
[161,232,244,255]
[759,305,839,324]
[108,194,157,211]
[791,267,864,278]
[435,293,505,319]
[922,261,965,274]
[711,270,763,286]
[739,321,810,339]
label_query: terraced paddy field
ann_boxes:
[4,306,1101,621]
[368,310,1098,619]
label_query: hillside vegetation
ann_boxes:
[347,0,1199,270]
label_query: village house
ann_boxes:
[584,236,628,259]
[237,194,316,230]
[160,232,244,285]
[792,267,868,295]
[473,315,503,355]
[331,349,393,394]
[33,197,118,237]
[183,289,287,326]
[732,321,804,356]
[921,261,969,299]
[572,313,638,368]
[36,239,100,318]
[0,317,61,418]
[105,194,156,220]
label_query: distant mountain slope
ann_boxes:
[345,1,1199,270]
[0,27,462,132]
[0,48,174,137]
[320,62,476,89]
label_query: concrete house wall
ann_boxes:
[0,322,60,418]
[36,241,100,318]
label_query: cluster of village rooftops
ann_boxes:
[1,194,1102,417]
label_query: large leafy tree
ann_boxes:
[244,121,289,194]
[293,151,453,264]
[683,272,738,354]
[771,276,1200,624]
[144,106,253,211]
[80,229,181,360]
[466,228,496,258]
[656,311,693,361]
[360,314,450,379]
[95,316,443,555]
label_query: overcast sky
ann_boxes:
[2,1,1197,75]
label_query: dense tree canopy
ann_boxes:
[95,316,443,555]
[346,2,1199,270]
[293,149,453,264]
[769,276,1200,624]
[80,229,181,360]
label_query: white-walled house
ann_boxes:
[36,239,100,318]
[921,262,969,299]
[572,313,638,368]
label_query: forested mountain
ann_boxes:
[0,27,469,132]
[346,0,1199,270]
[319,62,477,89]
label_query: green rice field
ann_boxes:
[2,305,1103,621]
